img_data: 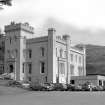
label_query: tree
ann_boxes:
[0,0,12,6]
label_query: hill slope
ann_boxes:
[76,44,105,75]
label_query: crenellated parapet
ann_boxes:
[5,22,34,34]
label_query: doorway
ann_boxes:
[9,64,13,73]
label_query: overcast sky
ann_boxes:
[1,0,105,45]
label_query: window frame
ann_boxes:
[40,61,45,74]
[70,54,73,62]
[28,49,32,58]
[70,64,74,75]
[28,63,32,74]
[59,48,63,58]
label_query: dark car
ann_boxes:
[53,83,67,91]
[92,85,103,91]
[30,83,42,91]
[67,84,82,91]
[66,84,75,91]
[7,80,22,87]
[42,83,54,91]
[81,82,94,91]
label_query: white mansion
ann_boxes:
[4,22,86,84]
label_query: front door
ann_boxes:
[9,64,13,73]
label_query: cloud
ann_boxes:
[35,17,105,46]
[1,0,105,46]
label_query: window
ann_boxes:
[59,62,65,74]
[70,64,74,75]
[40,62,45,73]
[10,37,12,44]
[56,48,57,57]
[9,65,13,73]
[41,47,45,56]
[28,49,32,58]
[28,77,31,81]
[70,80,75,84]
[7,50,10,57]
[23,37,26,44]
[78,66,83,76]
[7,50,10,53]
[79,56,82,64]
[60,48,63,58]
[28,63,32,74]
[99,80,102,86]
[23,49,26,58]
[14,35,17,42]
[64,51,67,58]
[75,55,77,62]
[15,49,18,57]
[22,63,24,73]
[70,54,73,62]
[45,76,47,82]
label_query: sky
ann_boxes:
[0,0,105,45]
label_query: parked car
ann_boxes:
[42,83,54,91]
[30,83,45,91]
[53,83,67,91]
[92,85,103,91]
[7,80,22,87]
[1,73,14,80]
[66,84,75,91]
[21,80,31,89]
[66,84,82,91]
[81,82,95,91]
[74,84,82,91]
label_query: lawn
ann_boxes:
[0,86,105,105]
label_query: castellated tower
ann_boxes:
[4,22,34,81]
[48,28,56,83]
